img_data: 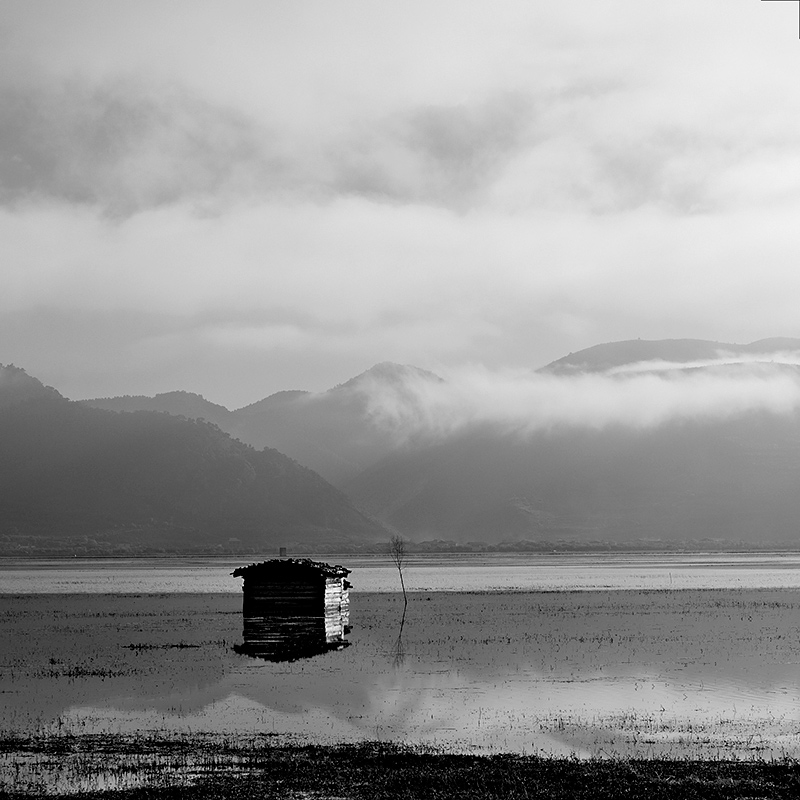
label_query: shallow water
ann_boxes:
[3,581,800,762]
[5,552,800,593]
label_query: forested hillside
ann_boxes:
[345,407,800,545]
[0,371,386,554]
[86,362,444,486]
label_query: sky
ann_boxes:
[3,1,800,409]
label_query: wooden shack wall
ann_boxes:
[323,577,349,639]
[242,575,324,616]
[241,574,349,649]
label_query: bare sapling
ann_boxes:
[389,534,408,608]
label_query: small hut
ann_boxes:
[232,558,351,661]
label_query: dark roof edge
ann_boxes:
[232,558,351,579]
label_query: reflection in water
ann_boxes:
[5,589,800,758]
[233,640,350,663]
[392,605,407,669]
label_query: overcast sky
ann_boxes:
[2,1,800,409]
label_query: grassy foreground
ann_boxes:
[4,740,800,799]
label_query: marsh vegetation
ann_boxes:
[6,739,800,799]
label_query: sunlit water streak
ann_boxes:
[4,553,800,593]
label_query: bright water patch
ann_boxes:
[4,553,800,593]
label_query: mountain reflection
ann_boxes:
[6,590,800,758]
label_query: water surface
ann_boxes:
[3,579,800,760]
[4,552,800,593]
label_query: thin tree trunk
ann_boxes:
[399,568,407,607]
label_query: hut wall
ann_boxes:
[233,560,351,659]
[323,577,349,640]
[241,574,349,650]
[242,577,324,617]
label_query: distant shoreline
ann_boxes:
[6,539,800,559]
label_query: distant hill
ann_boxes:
[344,406,800,544]
[84,362,444,486]
[0,364,63,409]
[230,363,444,485]
[542,338,800,374]
[0,394,387,555]
[76,343,800,547]
[332,361,444,392]
[85,390,232,428]
[344,343,800,546]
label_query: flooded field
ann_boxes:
[3,590,800,753]
[4,556,800,792]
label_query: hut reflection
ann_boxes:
[232,558,351,663]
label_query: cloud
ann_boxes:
[608,351,800,376]
[1,1,800,405]
[3,0,800,222]
[0,77,288,215]
[0,77,543,215]
[354,361,800,440]
[7,70,799,220]
[328,94,535,209]
[3,190,800,409]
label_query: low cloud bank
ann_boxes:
[607,350,800,375]
[355,361,800,439]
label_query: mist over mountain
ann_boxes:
[232,363,445,484]
[543,338,800,375]
[77,340,800,547]
[85,362,444,486]
[1,371,387,555]
[345,408,800,544]
[344,341,800,545]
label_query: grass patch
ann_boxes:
[4,738,800,799]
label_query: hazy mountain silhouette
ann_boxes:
[344,407,800,544]
[230,363,444,485]
[86,390,232,428]
[343,341,800,545]
[77,342,800,546]
[0,375,387,555]
[542,337,800,374]
[84,362,443,486]
[0,363,63,409]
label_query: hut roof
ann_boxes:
[232,558,350,580]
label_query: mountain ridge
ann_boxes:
[0,363,63,409]
[86,361,445,486]
[84,389,232,428]
[541,337,800,374]
[0,370,388,556]
[61,340,800,547]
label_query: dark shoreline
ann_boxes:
[7,539,800,560]
[3,738,800,799]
